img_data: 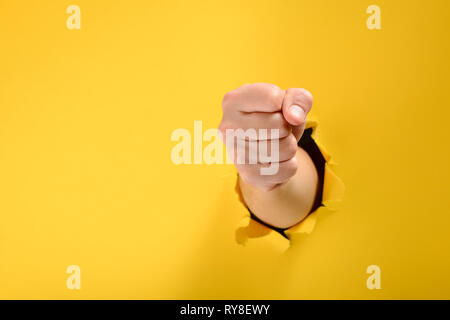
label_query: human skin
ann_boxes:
[219,83,318,229]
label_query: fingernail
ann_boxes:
[289,105,305,121]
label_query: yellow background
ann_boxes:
[1,0,449,299]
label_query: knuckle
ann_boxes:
[280,121,291,138]
[285,136,298,158]
[266,85,284,107]
[273,112,288,126]
[299,88,313,101]
[253,83,284,109]
[299,88,313,103]
[222,90,238,111]
[296,88,313,107]
[287,88,313,110]
[268,112,290,137]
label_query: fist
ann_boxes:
[219,83,313,191]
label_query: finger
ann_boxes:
[292,122,306,142]
[255,134,298,163]
[219,111,291,141]
[237,157,298,187]
[235,133,298,164]
[281,88,313,126]
[222,83,285,113]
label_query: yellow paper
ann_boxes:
[1,0,450,299]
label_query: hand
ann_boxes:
[219,83,313,191]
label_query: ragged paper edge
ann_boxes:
[234,118,345,247]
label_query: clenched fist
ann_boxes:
[219,83,313,192]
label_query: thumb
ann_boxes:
[281,88,313,127]
[284,104,305,126]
